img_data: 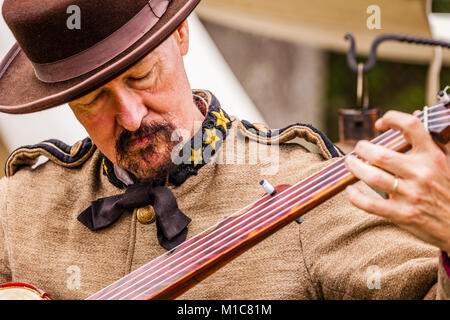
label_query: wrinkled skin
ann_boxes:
[345,110,450,253]
[69,20,204,182]
[70,20,450,254]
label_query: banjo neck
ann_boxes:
[86,101,450,300]
[2,102,447,301]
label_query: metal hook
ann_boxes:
[356,63,364,107]
[344,33,450,74]
[356,63,370,108]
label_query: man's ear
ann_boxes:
[173,20,189,56]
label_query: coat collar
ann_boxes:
[100,90,232,189]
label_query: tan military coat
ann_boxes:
[0,90,448,300]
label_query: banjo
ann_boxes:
[1,92,449,300]
[0,282,50,300]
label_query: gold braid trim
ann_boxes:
[238,121,336,160]
[6,142,96,177]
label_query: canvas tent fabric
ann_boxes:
[197,0,450,65]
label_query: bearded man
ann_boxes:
[0,0,449,300]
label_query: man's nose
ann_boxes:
[112,87,148,132]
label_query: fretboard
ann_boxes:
[86,104,448,300]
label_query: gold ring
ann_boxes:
[391,177,399,195]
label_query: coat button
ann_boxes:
[136,206,156,224]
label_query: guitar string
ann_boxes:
[126,114,428,300]
[88,161,330,298]
[115,163,350,299]
[125,121,449,300]
[88,103,442,299]
[108,131,408,300]
[95,149,367,299]
[129,133,415,300]
[94,107,447,300]
[428,115,449,124]
[110,126,447,300]
[98,160,349,299]
[429,122,450,129]
[92,106,446,298]
[130,168,353,300]
[87,177,278,298]
[101,121,408,300]
[91,105,447,299]
[128,130,425,300]
[91,111,404,299]
[422,109,449,118]
[366,105,447,145]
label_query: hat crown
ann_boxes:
[2,0,150,64]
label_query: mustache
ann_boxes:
[115,121,174,155]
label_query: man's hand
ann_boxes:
[344,110,450,253]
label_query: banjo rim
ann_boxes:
[0,282,51,300]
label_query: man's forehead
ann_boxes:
[73,52,160,102]
[130,52,160,72]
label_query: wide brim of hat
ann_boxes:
[0,0,200,114]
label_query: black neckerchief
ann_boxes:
[100,91,232,189]
[78,91,232,251]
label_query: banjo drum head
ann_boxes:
[0,282,50,300]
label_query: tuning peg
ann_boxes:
[437,86,450,104]
[260,180,277,196]
[429,88,450,144]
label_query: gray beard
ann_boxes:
[115,120,178,183]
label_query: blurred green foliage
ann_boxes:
[432,0,450,13]
[324,53,450,142]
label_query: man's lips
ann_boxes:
[127,132,158,149]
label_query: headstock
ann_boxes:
[427,86,450,145]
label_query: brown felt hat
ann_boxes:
[0,0,200,114]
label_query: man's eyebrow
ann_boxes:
[74,56,162,105]
[128,56,162,76]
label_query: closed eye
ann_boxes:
[129,72,151,81]
[128,66,156,81]
[86,91,104,106]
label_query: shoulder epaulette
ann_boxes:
[238,120,345,160]
[5,137,96,177]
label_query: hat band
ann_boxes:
[32,0,171,83]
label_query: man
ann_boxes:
[0,0,449,300]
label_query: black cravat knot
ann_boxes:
[78,183,191,251]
